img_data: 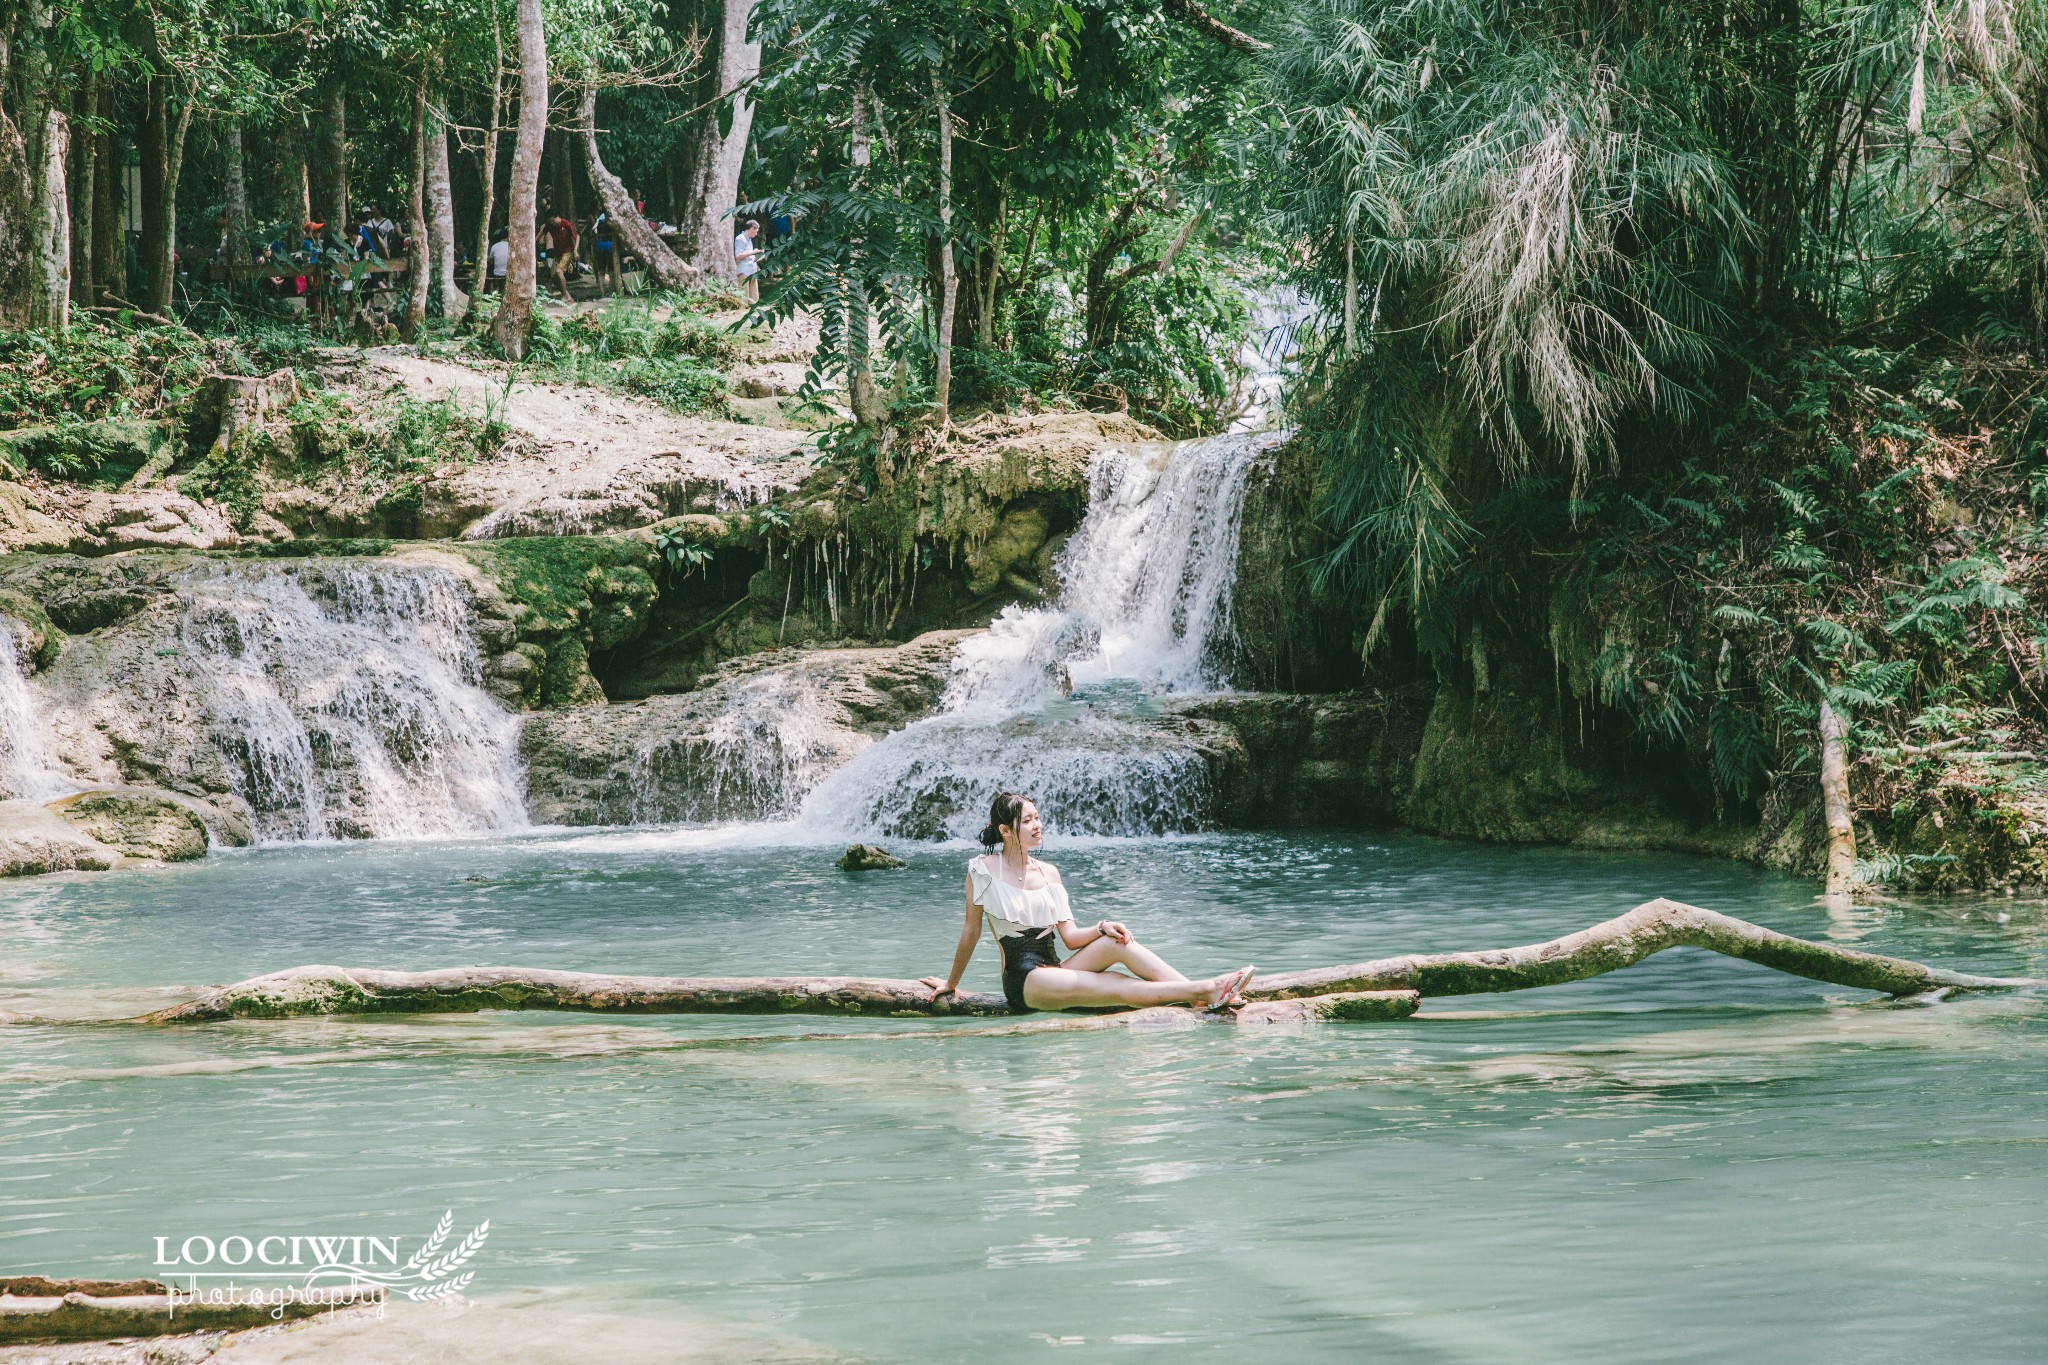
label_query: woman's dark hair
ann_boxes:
[979,792,1032,851]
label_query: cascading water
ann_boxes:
[178,561,527,842]
[0,624,69,801]
[795,431,1280,841]
[621,670,851,825]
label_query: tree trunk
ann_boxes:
[1250,896,2037,1001]
[160,94,193,311]
[578,84,698,290]
[320,87,347,232]
[548,124,577,218]
[472,4,503,293]
[89,81,117,303]
[403,74,431,339]
[427,104,467,321]
[1343,231,1357,349]
[490,0,547,358]
[0,7,38,327]
[932,72,957,426]
[287,112,311,225]
[135,899,2038,1025]
[30,103,67,327]
[1818,697,1857,898]
[138,73,170,314]
[686,0,759,278]
[222,117,249,287]
[68,71,95,301]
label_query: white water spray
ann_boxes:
[0,624,70,801]
[178,561,527,842]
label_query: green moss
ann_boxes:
[0,590,60,668]
[455,536,659,635]
[455,536,662,706]
[0,418,176,487]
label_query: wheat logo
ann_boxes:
[385,1211,490,1301]
[153,1211,491,1302]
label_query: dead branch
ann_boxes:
[1160,0,1269,54]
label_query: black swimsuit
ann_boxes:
[998,925,1063,1013]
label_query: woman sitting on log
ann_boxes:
[922,793,1255,1013]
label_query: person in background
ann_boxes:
[768,212,793,247]
[592,210,618,296]
[539,211,579,299]
[486,227,510,292]
[733,219,761,301]
[367,205,397,258]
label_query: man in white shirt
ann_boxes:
[486,228,509,291]
[733,219,761,301]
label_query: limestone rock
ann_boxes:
[0,786,221,877]
[837,843,905,871]
[520,630,970,825]
[55,789,209,861]
[0,799,121,875]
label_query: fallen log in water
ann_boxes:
[135,899,2036,1026]
[0,1276,343,1344]
[1251,898,2039,1000]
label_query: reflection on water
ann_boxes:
[3,831,2046,1362]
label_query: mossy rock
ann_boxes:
[0,591,60,668]
[0,555,174,634]
[966,505,1049,595]
[0,418,176,488]
[56,791,208,862]
[455,536,661,706]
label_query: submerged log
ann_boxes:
[135,900,2035,1026]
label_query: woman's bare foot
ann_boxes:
[1200,966,1256,1011]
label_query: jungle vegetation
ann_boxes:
[4,0,2048,877]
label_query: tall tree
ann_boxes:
[578,83,697,290]
[427,105,466,320]
[686,0,758,280]
[490,0,546,357]
[403,70,431,338]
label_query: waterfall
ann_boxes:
[178,561,527,842]
[622,671,852,825]
[795,431,1278,841]
[0,624,69,801]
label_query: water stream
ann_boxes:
[0,623,70,801]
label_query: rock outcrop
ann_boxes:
[520,630,971,825]
[0,787,228,877]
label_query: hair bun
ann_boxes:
[978,822,1002,849]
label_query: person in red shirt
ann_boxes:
[537,213,579,298]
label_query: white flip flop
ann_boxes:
[1203,965,1256,1013]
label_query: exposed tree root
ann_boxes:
[134,899,2036,1026]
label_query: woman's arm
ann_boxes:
[921,877,984,997]
[1049,866,1130,949]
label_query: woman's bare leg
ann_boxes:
[1023,966,1245,1011]
[1057,935,1187,982]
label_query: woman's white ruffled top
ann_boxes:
[969,854,1073,938]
